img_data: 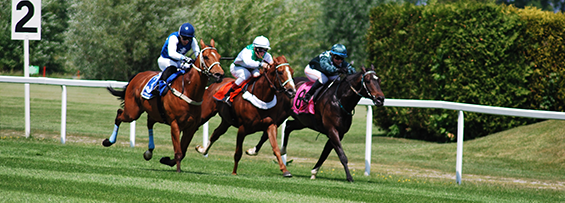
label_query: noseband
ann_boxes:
[349,71,379,101]
[190,46,221,77]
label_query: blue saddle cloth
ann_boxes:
[141,69,187,99]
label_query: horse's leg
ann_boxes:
[327,129,353,182]
[310,140,333,180]
[246,119,305,156]
[159,120,182,172]
[103,96,143,146]
[195,119,231,155]
[266,124,292,177]
[143,116,157,160]
[232,126,247,175]
[179,124,198,161]
[245,131,268,156]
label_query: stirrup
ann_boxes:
[223,96,232,107]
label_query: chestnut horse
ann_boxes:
[195,56,296,177]
[248,65,385,182]
[103,39,224,172]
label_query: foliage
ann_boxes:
[496,0,565,13]
[320,0,388,68]
[187,0,322,77]
[367,3,544,141]
[65,0,192,80]
[0,0,68,74]
[517,6,565,111]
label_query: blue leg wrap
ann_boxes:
[109,124,119,143]
[148,129,155,150]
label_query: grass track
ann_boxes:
[1,83,564,202]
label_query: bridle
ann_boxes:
[190,46,221,78]
[349,70,379,102]
[263,62,293,94]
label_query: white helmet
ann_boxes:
[252,36,271,50]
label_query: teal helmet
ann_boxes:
[330,44,347,58]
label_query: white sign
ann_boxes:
[12,0,41,40]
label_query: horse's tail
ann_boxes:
[107,85,127,100]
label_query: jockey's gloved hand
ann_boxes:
[182,56,193,64]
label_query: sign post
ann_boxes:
[12,0,41,137]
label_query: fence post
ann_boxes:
[365,105,373,176]
[130,121,135,147]
[60,85,67,144]
[456,110,464,185]
[281,119,287,165]
[203,121,208,158]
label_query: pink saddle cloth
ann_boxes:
[292,81,315,115]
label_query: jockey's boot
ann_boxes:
[156,66,178,96]
[301,80,322,103]
[223,87,236,107]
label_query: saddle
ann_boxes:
[213,80,250,102]
[141,69,186,100]
[292,80,334,115]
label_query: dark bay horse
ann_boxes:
[195,55,296,177]
[103,39,224,172]
[248,65,385,182]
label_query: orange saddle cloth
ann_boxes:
[212,80,249,102]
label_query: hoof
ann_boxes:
[143,150,153,161]
[159,157,176,167]
[102,139,113,147]
[245,147,258,156]
[282,171,292,178]
[195,145,207,155]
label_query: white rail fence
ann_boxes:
[2,75,565,185]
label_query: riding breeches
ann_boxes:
[230,63,260,86]
[158,56,182,71]
[304,64,338,85]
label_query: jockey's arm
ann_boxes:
[166,36,185,61]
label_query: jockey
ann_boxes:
[156,22,200,93]
[224,35,274,106]
[301,44,356,102]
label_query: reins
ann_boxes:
[171,46,221,105]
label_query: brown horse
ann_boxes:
[248,65,385,182]
[103,39,224,172]
[195,55,296,177]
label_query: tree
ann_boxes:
[65,0,192,80]
[320,0,387,67]
[187,0,323,77]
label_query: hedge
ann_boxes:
[367,3,565,141]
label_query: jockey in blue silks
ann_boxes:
[156,22,201,91]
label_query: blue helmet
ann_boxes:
[330,44,347,58]
[178,23,195,38]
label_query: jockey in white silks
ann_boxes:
[224,36,274,106]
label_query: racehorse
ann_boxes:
[247,65,385,182]
[195,55,296,177]
[103,39,224,173]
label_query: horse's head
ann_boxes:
[195,39,224,82]
[358,65,385,107]
[266,55,296,98]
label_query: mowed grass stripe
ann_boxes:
[0,166,362,203]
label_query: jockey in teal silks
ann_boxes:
[301,44,356,102]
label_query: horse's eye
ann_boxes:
[203,56,209,60]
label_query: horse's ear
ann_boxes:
[361,65,366,73]
[199,39,205,48]
[370,64,375,71]
[210,39,216,47]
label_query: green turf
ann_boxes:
[1,83,564,202]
